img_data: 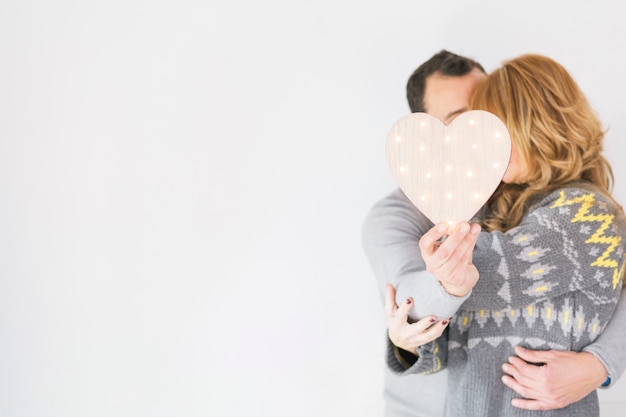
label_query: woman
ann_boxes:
[391,54,626,417]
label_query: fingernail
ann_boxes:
[406,298,412,305]
[437,223,447,233]
[471,224,481,234]
[429,317,436,323]
[441,320,448,325]
[460,223,470,234]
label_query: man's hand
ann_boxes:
[385,284,449,353]
[419,222,481,297]
[501,346,608,410]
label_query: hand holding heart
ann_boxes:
[419,220,482,297]
[385,110,511,296]
[385,110,511,228]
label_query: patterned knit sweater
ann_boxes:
[391,186,626,417]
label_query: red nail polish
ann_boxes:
[429,317,436,323]
[441,320,448,325]
[406,298,412,304]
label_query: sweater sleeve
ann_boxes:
[583,285,626,386]
[386,329,449,375]
[362,189,470,320]
[463,187,626,311]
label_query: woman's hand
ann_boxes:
[419,222,481,297]
[385,284,450,353]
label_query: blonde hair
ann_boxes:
[471,54,621,232]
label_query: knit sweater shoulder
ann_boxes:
[401,185,626,417]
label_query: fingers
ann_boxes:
[503,354,545,385]
[395,295,413,325]
[502,361,547,409]
[441,227,480,281]
[419,223,449,256]
[501,375,537,408]
[510,398,549,411]
[386,300,427,351]
[441,223,481,267]
[502,359,530,388]
[459,223,482,261]
[514,345,551,365]
[501,374,536,400]
[420,222,480,272]
[404,316,449,348]
[501,352,555,410]
[411,315,438,332]
[420,222,480,297]
[417,317,450,341]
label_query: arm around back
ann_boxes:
[583,285,626,386]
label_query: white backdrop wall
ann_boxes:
[1,1,625,416]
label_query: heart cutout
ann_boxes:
[386,110,511,227]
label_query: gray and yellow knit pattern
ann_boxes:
[413,186,625,417]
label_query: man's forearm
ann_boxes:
[583,286,626,386]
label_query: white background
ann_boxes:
[1,1,625,416]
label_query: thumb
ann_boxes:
[384,284,398,318]
[395,295,413,324]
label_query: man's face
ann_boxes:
[422,68,485,125]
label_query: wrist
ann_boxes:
[439,281,470,297]
[580,351,609,388]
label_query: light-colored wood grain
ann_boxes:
[386,111,511,227]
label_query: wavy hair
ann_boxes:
[470,54,622,232]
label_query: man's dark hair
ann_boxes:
[406,50,486,113]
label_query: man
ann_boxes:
[362,50,626,417]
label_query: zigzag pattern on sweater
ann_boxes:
[450,190,624,354]
[551,191,625,289]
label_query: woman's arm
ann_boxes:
[461,188,625,311]
[362,189,472,320]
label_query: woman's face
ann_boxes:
[502,142,527,184]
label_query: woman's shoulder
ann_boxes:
[533,183,623,217]
[529,182,626,224]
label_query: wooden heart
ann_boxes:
[386,110,511,227]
